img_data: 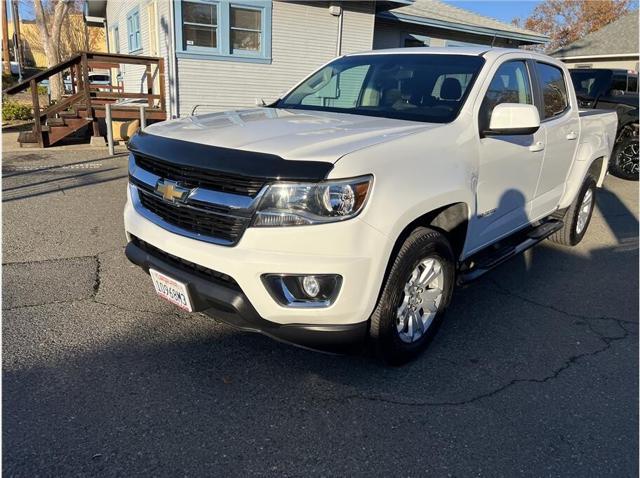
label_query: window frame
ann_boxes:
[126,7,142,53]
[175,0,272,63]
[531,60,571,122]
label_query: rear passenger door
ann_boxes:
[529,61,580,219]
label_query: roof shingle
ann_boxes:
[387,0,548,41]
[552,12,639,58]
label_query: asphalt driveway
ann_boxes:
[3,149,638,477]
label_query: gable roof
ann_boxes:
[378,0,549,44]
[552,12,639,59]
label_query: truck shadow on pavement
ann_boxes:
[3,178,638,474]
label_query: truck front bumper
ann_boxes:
[125,240,368,353]
[124,194,392,352]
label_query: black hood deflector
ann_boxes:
[128,131,334,181]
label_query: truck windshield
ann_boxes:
[276,54,485,123]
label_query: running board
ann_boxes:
[458,219,563,284]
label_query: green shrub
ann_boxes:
[2,98,33,121]
[37,85,48,95]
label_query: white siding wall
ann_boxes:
[176,1,376,116]
[107,0,377,118]
[106,0,172,114]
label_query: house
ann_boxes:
[551,12,639,72]
[7,15,106,69]
[84,0,547,119]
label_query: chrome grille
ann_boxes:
[134,154,266,197]
[128,154,264,246]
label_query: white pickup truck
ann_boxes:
[124,47,617,364]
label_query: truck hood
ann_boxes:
[145,108,435,163]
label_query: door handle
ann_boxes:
[529,141,545,152]
[566,131,578,140]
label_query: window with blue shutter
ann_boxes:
[175,0,272,63]
[127,7,142,52]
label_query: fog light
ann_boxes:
[262,274,342,308]
[302,276,320,298]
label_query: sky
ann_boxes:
[443,1,541,25]
[11,1,543,25]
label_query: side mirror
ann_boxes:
[485,103,540,136]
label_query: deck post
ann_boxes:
[158,59,166,115]
[106,103,114,155]
[139,105,146,131]
[82,53,101,138]
[30,79,43,147]
[145,63,153,107]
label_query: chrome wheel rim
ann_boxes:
[616,140,639,176]
[396,257,444,343]
[576,187,593,235]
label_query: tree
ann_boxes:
[33,0,71,99]
[514,0,638,52]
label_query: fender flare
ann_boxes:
[559,149,607,210]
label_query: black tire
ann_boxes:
[369,227,455,365]
[609,135,639,181]
[549,175,596,246]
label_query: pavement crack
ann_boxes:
[2,247,124,267]
[487,278,637,325]
[323,325,631,408]
[93,255,102,298]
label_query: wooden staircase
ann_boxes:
[3,52,166,148]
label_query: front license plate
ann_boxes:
[149,269,193,312]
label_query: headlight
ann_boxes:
[252,175,373,227]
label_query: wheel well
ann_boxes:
[588,156,605,185]
[373,203,469,307]
[385,202,468,274]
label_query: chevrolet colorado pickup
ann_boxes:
[124,48,617,364]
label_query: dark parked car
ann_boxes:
[570,68,638,180]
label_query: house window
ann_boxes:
[175,0,272,62]
[230,6,261,53]
[182,0,218,49]
[127,8,142,52]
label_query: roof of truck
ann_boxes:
[347,47,562,64]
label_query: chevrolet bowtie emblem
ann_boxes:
[155,179,190,203]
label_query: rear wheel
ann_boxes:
[549,175,596,246]
[609,135,639,181]
[369,227,455,365]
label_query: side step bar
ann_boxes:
[458,219,563,284]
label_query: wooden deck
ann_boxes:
[2,52,167,147]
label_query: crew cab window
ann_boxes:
[535,62,569,119]
[480,60,532,129]
[627,75,638,93]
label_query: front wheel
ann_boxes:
[369,227,455,365]
[549,175,596,246]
